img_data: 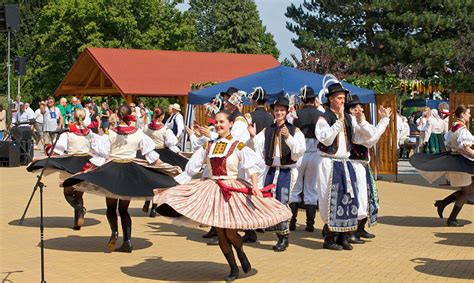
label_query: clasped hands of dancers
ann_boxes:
[28,73,472,281]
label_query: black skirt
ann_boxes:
[409,152,474,174]
[63,161,179,200]
[137,148,188,171]
[27,155,91,174]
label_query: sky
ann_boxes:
[176,0,305,61]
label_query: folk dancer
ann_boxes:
[410,105,474,227]
[27,109,98,230]
[345,96,391,243]
[288,86,324,232]
[154,110,291,281]
[142,106,189,217]
[64,105,181,253]
[249,96,306,252]
[315,78,366,251]
[242,87,274,243]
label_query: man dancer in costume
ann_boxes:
[242,87,274,243]
[250,96,306,252]
[315,77,366,251]
[288,86,324,232]
[345,95,391,243]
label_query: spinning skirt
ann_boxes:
[154,179,292,230]
[63,159,180,200]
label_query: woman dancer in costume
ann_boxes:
[410,105,473,227]
[27,109,97,230]
[141,106,189,217]
[345,96,391,243]
[63,105,180,253]
[423,109,447,154]
[154,110,291,281]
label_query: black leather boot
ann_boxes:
[322,224,329,238]
[305,204,317,232]
[73,206,87,230]
[447,205,464,227]
[235,245,251,273]
[289,203,299,231]
[106,214,119,252]
[434,191,458,219]
[65,192,85,230]
[207,236,219,245]
[242,230,257,243]
[347,231,365,244]
[273,234,289,252]
[115,222,133,253]
[355,218,375,239]
[203,227,217,238]
[223,251,239,281]
[323,231,342,251]
[149,203,157,218]
[336,232,353,250]
[142,201,150,213]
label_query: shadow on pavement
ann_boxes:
[378,216,472,227]
[121,256,257,281]
[241,227,325,251]
[434,232,474,248]
[41,235,152,253]
[411,258,474,279]
[145,222,325,250]
[145,222,210,244]
[88,208,154,218]
[9,216,100,229]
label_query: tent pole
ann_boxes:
[182,103,193,151]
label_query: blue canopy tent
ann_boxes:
[183,66,378,162]
[188,65,376,104]
[402,99,448,109]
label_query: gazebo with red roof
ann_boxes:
[54,47,280,109]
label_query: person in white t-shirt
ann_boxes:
[43,96,64,148]
[12,103,34,126]
[25,103,35,118]
[34,101,46,148]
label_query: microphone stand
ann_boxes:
[19,131,64,283]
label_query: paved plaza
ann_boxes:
[0,161,473,282]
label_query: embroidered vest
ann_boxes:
[317,111,353,155]
[264,122,297,166]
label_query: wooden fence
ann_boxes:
[371,94,398,175]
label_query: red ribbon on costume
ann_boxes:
[68,123,77,132]
[148,119,165,130]
[87,120,99,129]
[44,144,53,156]
[81,162,93,172]
[207,118,216,125]
[217,179,275,202]
[451,123,464,132]
[125,114,136,125]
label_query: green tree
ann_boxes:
[189,0,280,58]
[1,0,196,105]
[286,1,474,76]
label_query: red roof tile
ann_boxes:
[74,47,279,97]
